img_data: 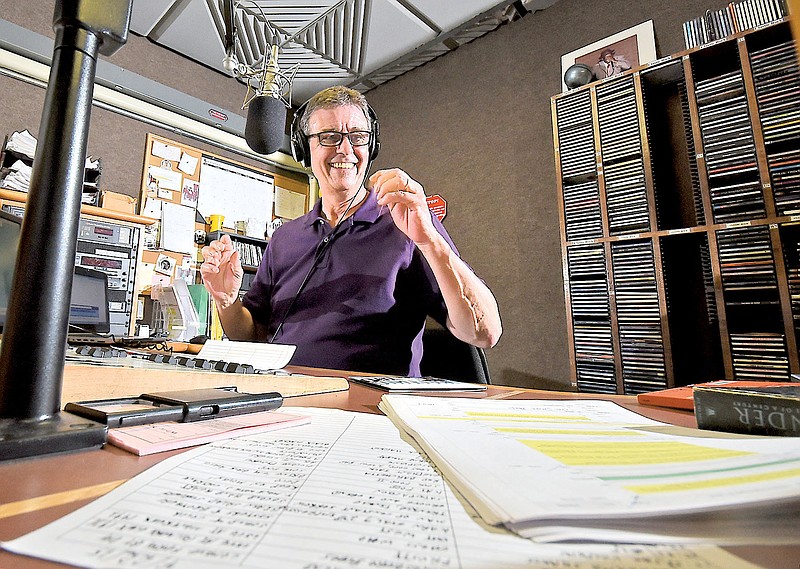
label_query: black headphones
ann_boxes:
[290,98,381,167]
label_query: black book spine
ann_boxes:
[694,387,800,436]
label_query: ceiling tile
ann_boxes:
[129,0,181,36]
[149,0,226,69]
[404,0,508,30]
[127,0,560,107]
[362,0,437,73]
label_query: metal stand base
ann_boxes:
[0,411,107,460]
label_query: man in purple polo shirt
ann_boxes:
[200,86,501,376]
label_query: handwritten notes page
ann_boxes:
[378,396,800,544]
[2,409,756,569]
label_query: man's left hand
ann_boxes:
[369,168,437,245]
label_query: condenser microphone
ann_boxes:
[221,1,294,155]
[244,44,288,155]
[245,96,286,154]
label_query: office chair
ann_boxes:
[419,319,491,384]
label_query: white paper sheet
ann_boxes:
[274,185,307,219]
[108,410,310,455]
[152,140,182,161]
[196,339,296,371]
[379,396,800,544]
[1,409,760,569]
[178,151,198,175]
[140,196,163,219]
[197,156,273,237]
[147,165,182,191]
[160,201,196,255]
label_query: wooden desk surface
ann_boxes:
[0,373,797,569]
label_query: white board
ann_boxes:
[197,156,274,237]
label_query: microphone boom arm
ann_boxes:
[221,0,299,109]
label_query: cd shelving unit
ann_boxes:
[552,19,800,394]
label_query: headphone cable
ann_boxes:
[269,181,368,343]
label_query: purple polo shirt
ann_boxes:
[242,189,458,375]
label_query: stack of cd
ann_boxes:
[556,91,596,179]
[682,1,789,50]
[596,79,642,160]
[717,226,778,296]
[766,149,800,215]
[596,78,651,235]
[729,332,790,380]
[677,81,707,224]
[782,230,800,335]
[611,240,667,394]
[603,159,650,235]
[574,359,617,394]
[750,40,800,216]
[557,91,602,241]
[695,71,765,222]
[699,236,719,324]
[751,41,800,145]
[717,226,790,379]
[562,180,602,241]
[787,266,800,331]
[567,244,616,393]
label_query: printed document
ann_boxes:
[2,408,758,569]
[379,395,800,544]
[196,339,295,371]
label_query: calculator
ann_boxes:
[348,375,487,392]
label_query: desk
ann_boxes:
[0,371,798,569]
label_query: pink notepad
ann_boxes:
[107,410,310,455]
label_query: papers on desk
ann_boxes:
[196,339,296,371]
[1,408,759,569]
[378,395,800,545]
[107,410,310,455]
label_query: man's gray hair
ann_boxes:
[298,85,372,134]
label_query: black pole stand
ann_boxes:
[0,0,132,460]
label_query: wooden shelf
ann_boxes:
[206,230,267,273]
[553,20,800,394]
[0,188,157,226]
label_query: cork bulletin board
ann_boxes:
[138,133,310,289]
[141,134,203,207]
[140,133,310,236]
[141,133,268,234]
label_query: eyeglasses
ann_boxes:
[309,130,372,147]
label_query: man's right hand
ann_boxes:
[200,234,244,310]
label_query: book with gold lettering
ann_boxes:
[693,381,800,436]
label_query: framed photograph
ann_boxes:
[560,20,657,92]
